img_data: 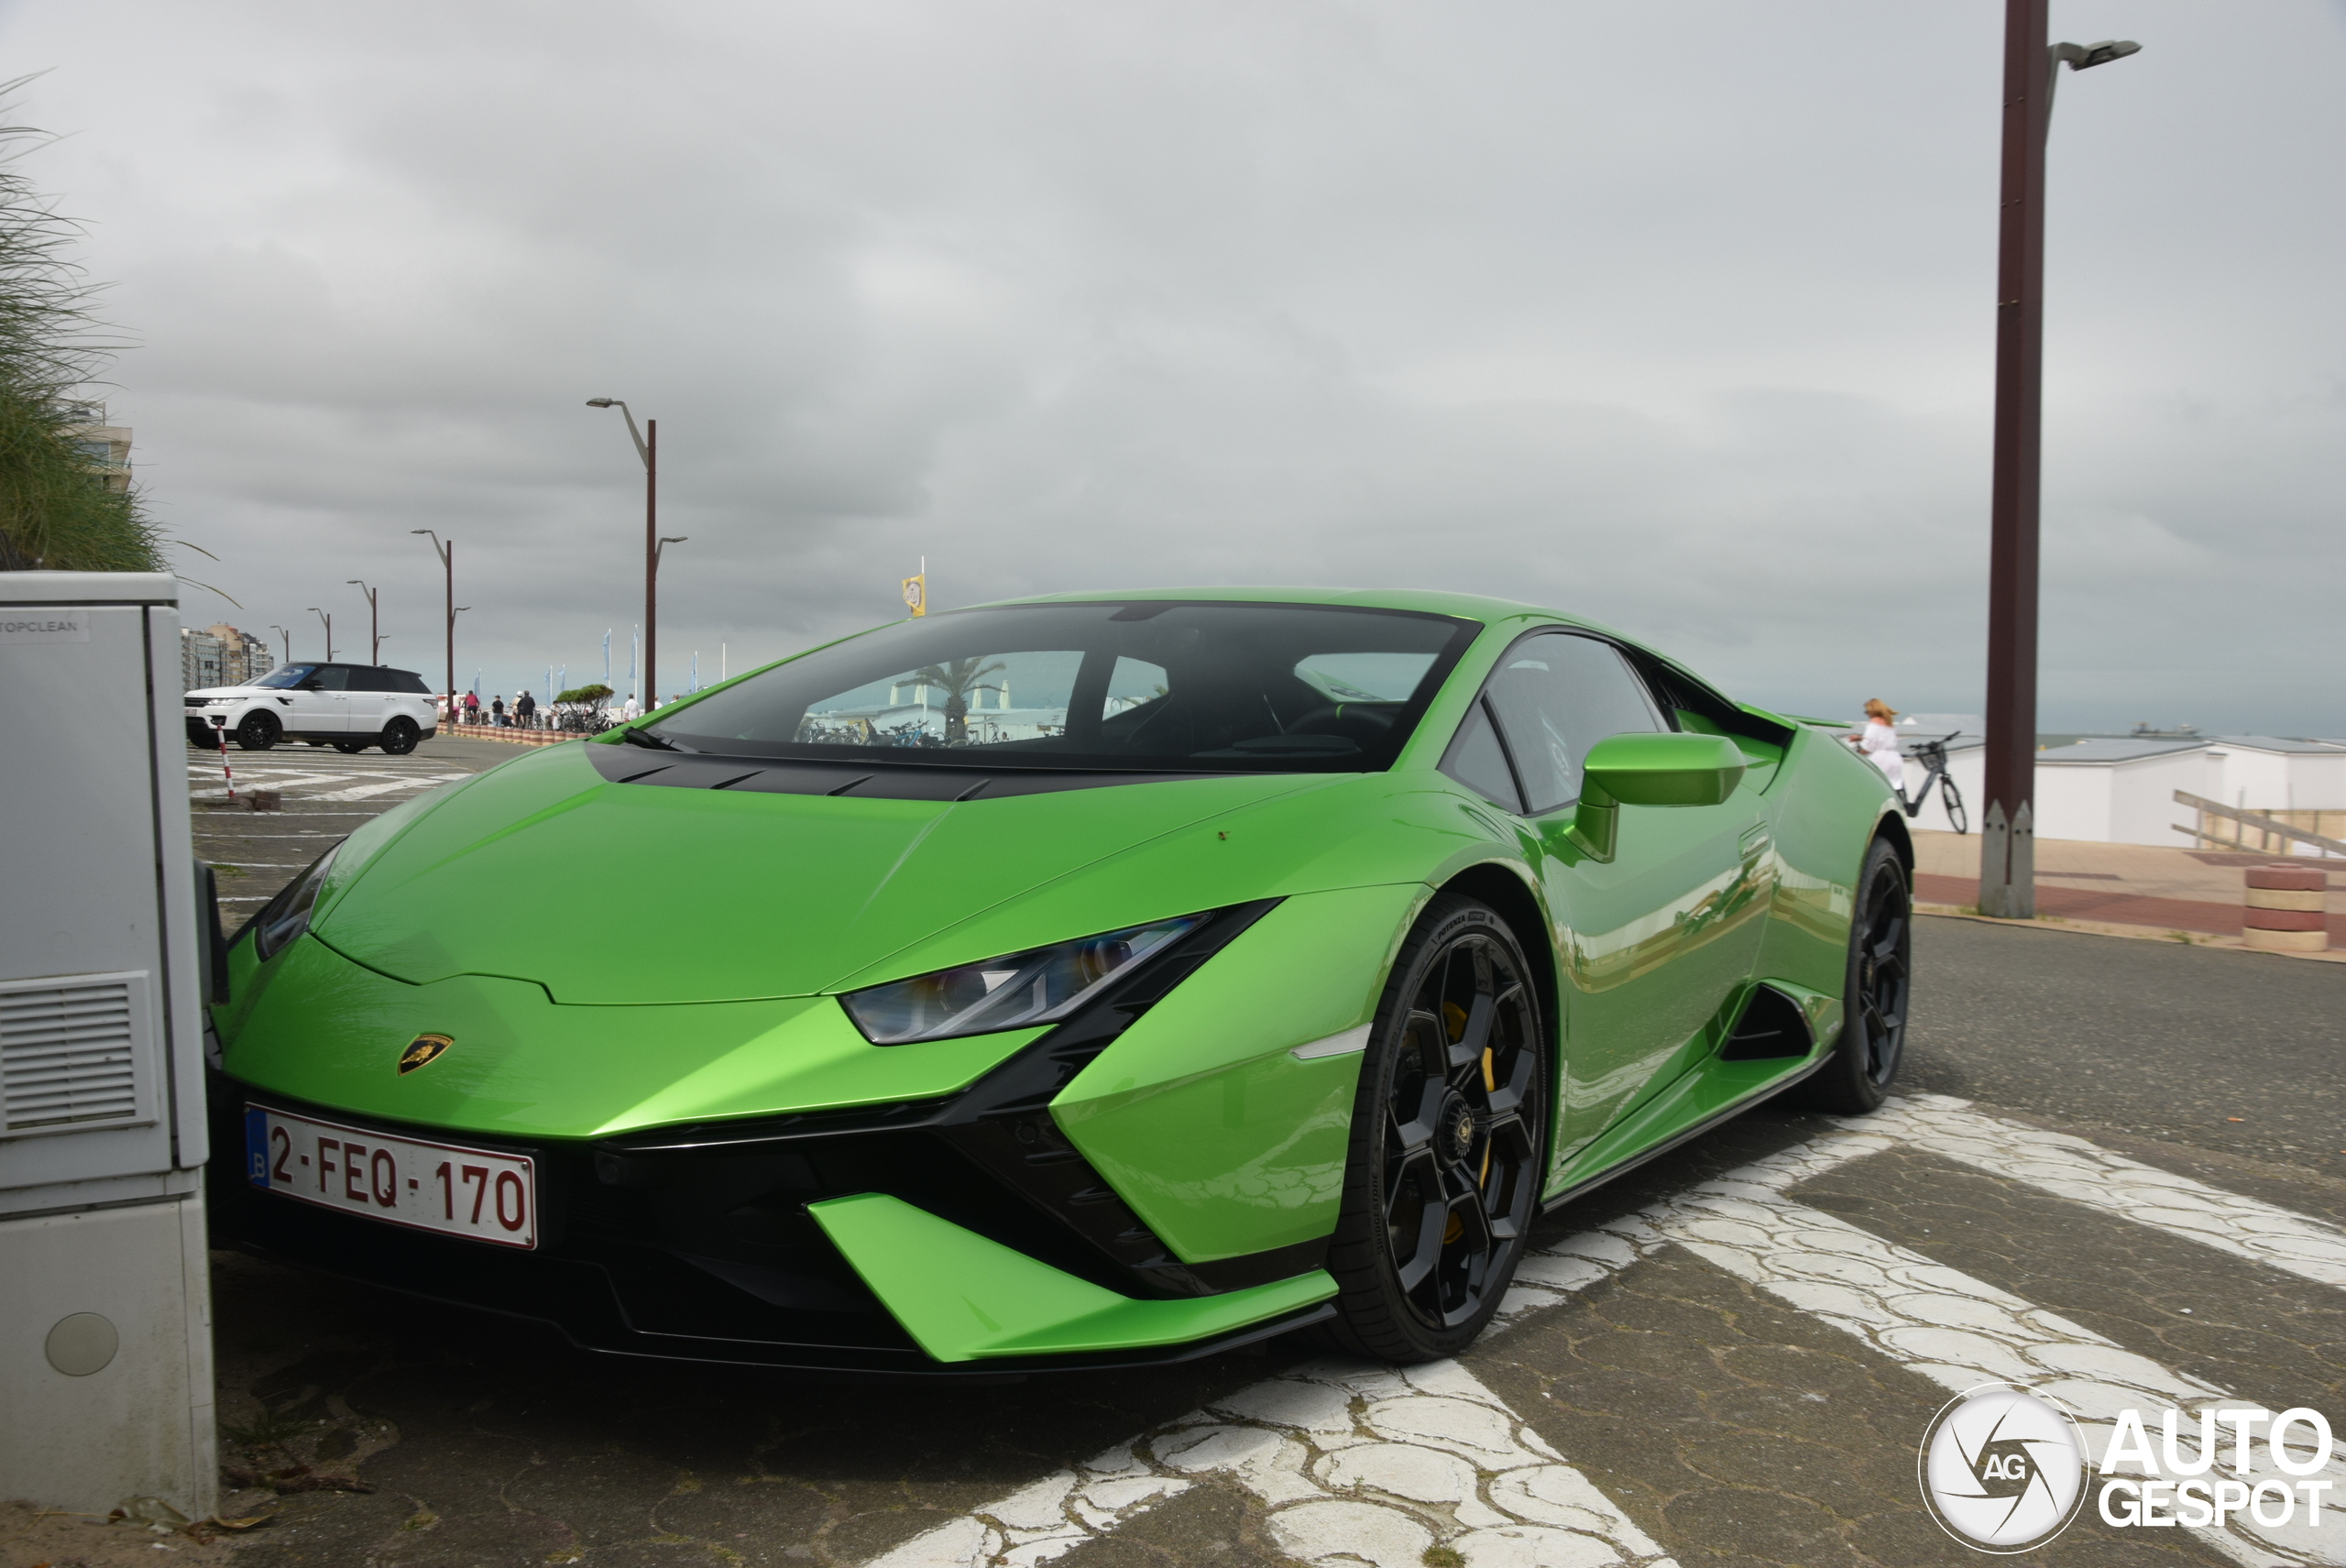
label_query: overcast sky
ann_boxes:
[5,0,2340,732]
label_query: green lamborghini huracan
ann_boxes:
[207,589,1912,1372]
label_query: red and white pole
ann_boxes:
[215,720,236,801]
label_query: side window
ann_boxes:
[390,671,431,694]
[344,668,388,692]
[307,665,353,692]
[1440,699,1522,812]
[1482,634,1662,814]
[1102,657,1168,719]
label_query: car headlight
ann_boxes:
[248,844,343,962]
[840,914,1206,1045]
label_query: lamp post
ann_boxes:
[268,624,291,667]
[346,579,381,664]
[1977,5,2140,919]
[585,399,676,713]
[411,531,457,726]
[306,607,334,662]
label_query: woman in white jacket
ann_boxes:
[1851,698,1905,794]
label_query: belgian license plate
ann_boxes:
[245,1105,536,1249]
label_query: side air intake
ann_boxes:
[1717,984,1814,1061]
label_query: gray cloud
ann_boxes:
[5,0,2339,730]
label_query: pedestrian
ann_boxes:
[463,690,480,725]
[620,692,640,722]
[516,690,536,729]
[491,695,506,727]
[1849,698,1905,793]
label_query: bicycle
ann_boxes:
[1896,730,1968,834]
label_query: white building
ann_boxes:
[1896,727,2346,853]
[178,623,273,695]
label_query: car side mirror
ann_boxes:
[1569,732,1747,861]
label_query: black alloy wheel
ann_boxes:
[1325,893,1546,1362]
[1796,838,1912,1114]
[235,709,280,751]
[379,718,419,755]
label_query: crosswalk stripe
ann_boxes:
[1865,1095,2346,1294]
[1507,1101,2345,1567]
[301,777,461,801]
[186,770,353,790]
[849,1098,2346,1568]
[861,1359,1675,1568]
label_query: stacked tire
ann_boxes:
[2243,863,2330,953]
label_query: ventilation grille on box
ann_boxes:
[2,977,143,1134]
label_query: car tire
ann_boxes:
[379,718,420,755]
[235,710,280,751]
[1321,893,1548,1364]
[1792,837,1912,1115]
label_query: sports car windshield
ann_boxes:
[643,600,1478,773]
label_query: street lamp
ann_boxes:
[347,579,381,665]
[267,624,291,666]
[585,398,671,712]
[1978,6,2141,920]
[306,607,334,662]
[411,531,457,726]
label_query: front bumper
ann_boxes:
[207,1071,1331,1375]
[203,905,1342,1373]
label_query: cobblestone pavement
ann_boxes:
[185,770,2346,1568]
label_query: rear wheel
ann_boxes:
[234,710,280,751]
[379,718,420,755]
[1939,773,1968,835]
[1795,838,1912,1114]
[1323,894,1547,1363]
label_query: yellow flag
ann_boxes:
[901,573,926,617]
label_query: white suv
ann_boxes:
[186,662,440,754]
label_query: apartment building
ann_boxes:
[180,624,274,693]
[60,400,133,494]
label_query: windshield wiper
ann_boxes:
[619,727,681,751]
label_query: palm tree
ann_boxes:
[908,656,1006,745]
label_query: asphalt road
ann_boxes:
[170,755,2346,1568]
[190,731,522,928]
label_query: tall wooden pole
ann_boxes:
[1979,0,2051,918]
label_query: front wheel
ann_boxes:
[1794,839,1912,1115]
[1939,773,1968,835]
[234,710,280,751]
[1322,894,1547,1363]
[379,718,420,755]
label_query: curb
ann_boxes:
[1914,902,2346,963]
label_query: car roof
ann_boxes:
[974,585,1608,630]
[963,587,1741,710]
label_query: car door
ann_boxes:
[287,663,352,736]
[343,666,393,739]
[1463,632,1770,1160]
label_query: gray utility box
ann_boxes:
[0,573,217,1519]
